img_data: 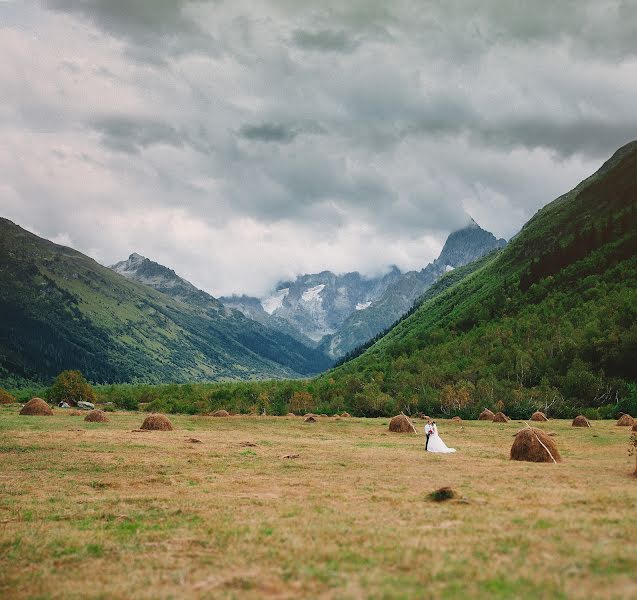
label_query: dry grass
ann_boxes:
[0,407,636,599]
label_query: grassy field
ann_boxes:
[1,407,636,599]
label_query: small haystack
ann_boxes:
[19,398,53,416]
[530,411,548,422]
[212,409,230,417]
[341,412,351,418]
[286,413,296,417]
[478,409,495,421]
[452,416,462,422]
[140,414,173,431]
[0,388,16,404]
[572,415,591,428]
[304,415,317,423]
[617,414,635,427]
[84,409,108,423]
[320,413,328,417]
[510,427,562,463]
[388,414,417,433]
[492,411,510,423]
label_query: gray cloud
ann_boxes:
[0,0,636,296]
[91,116,183,153]
[239,122,298,143]
[291,29,358,53]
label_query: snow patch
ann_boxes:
[301,284,325,302]
[262,288,289,314]
[356,301,372,311]
[445,265,454,272]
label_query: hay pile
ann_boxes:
[452,416,462,422]
[510,427,562,463]
[388,414,417,433]
[492,411,510,423]
[84,409,108,423]
[140,414,173,431]
[212,410,229,417]
[478,409,495,421]
[617,414,635,427]
[530,411,548,422]
[0,388,16,404]
[286,413,296,417]
[572,415,591,427]
[19,398,53,416]
[304,415,317,423]
[341,412,351,418]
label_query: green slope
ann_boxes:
[0,220,331,383]
[327,141,637,415]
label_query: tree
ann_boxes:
[47,370,95,406]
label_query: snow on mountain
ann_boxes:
[356,301,372,310]
[302,284,325,302]
[262,288,289,315]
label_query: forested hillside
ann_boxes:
[0,220,331,384]
[324,141,637,417]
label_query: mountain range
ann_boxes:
[221,221,506,358]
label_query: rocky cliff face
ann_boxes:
[255,267,403,343]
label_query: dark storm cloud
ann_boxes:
[91,116,183,154]
[291,29,358,53]
[238,123,298,143]
[1,0,636,295]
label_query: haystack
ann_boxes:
[140,414,173,431]
[286,413,296,417]
[84,409,108,423]
[0,388,16,404]
[492,411,510,423]
[478,409,495,421]
[304,415,317,423]
[212,409,229,417]
[510,427,562,463]
[617,414,635,427]
[388,414,417,433]
[304,413,317,419]
[572,415,591,428]
[341,412,351,418]
[452,416,462,422]
[530,411,548,422]
[19,398,53,416]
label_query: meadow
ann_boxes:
[1,407,636,599]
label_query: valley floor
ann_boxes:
[0,409,636,599]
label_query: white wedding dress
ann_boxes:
[427,424,456,453]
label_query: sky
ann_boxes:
[1,1,636,297]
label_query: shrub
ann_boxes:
[47,371,95,406]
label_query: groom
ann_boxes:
[424,419,434,450]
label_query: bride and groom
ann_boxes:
[424,419,456,453]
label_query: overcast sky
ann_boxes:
[1,1,636,296]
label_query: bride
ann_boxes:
[427,421,456,453]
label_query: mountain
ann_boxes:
[218,294,317,347]
[222,267,403,344]
[325,141,637,416]
[0,221,331,383]
[319,221,506,358]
